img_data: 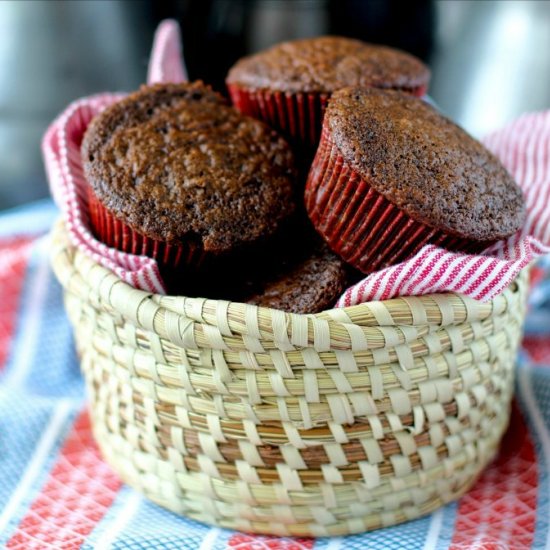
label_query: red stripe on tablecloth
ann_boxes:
[449,401,537,550]
[0,236,34,371]
[227,534,314,549]
[529,265,547,289]
[6,410,122,549]
[523,337,550,367]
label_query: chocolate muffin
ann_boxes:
[305,87,526,273]
[226,36,430,152]
[82,82,296,270]
[172,218,350,313]
[243,244,348,313]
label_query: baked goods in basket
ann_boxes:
[45,21,541,538]
[305,87,526,273]
[82,81,297,271]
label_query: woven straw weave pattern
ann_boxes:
[51,220,527,537]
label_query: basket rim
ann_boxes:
[50,218,526,352]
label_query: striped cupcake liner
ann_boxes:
[86,186,205,270]
[228,84,427,155]
[305,127,488,274]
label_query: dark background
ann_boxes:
[1,0,549,211]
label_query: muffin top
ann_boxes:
[226,36,430,94]
[324,88,525,241]
[244,243,348,313]
[82,82,296,252]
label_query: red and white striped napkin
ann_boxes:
[43,19,550,303]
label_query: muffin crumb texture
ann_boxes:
[244,244,348,313]
[324,87,525,241]
[82,82,296,253]
[227,36,430,93]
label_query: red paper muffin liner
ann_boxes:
[228,85,330,151]
[228,84,427,153]
[86,186,205,270]
[305,127,489,274]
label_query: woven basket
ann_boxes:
[51,219,528,537]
